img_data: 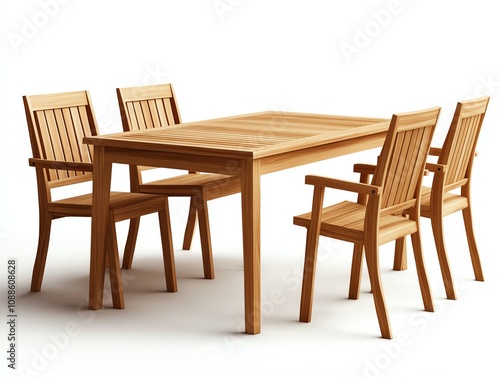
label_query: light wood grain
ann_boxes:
[23,91,177,310]
[393,96,489,299]
[84,107,390,334]
[294,107,440,339]
[116,83,242,279]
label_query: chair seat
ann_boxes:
[294,201,418,245]
[139,173,241,200]
[48,191,167,221]
[419,187,469,218]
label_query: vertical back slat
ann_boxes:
[449,117,469,183]
[44,110,62,160]
[155,99,169,126]
[456,115,479,181]
[46,109,68,180]
[63,107,79,162]
[148,99,162,128]
[392,130,415,206]
[394,129,417,204]
[78,106,93,164]
[63,107,85,177]
[383,130,413,208]
[55,108,75,178]
[163,98,176,125]
[140,100,154,129]
[133,101,146,130]
[126,102,139,131]
[70,106,85,163]
[35,110,58,181]
[404,127,430,202]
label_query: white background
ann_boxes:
[1,1,500,376]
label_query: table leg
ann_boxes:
[89,146,112,310]
[240,159,261,334]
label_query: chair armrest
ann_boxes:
[29,158,94,172]
[353,163,376,175]
[429,147,441,156]
[305,175,380,196]
[428,146,478,158]
[425,162,446,173]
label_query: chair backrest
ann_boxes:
[438,96,489,189]
[372,107,440,212]
[116,83,182,132]
[116,84,183,186]
[23,91,98,189]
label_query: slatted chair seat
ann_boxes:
[419,186,469,217]
[24,90,177,309]
[47,192,168,219]
[139,173,240,200]
[294,201,419,245]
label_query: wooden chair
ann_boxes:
[391,96,489,299]
[293,107,440,339]
[116,83,240,279]
[24,90,177,309]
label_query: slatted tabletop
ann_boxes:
[85,111,389,159]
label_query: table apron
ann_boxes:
[259,132,386,174]
[101,132,386,177]
[102,147,246,176]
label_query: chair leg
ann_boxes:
[158,202,177,292]
[364,241,392,339]
[410,231,434,312]
[462,206,484,281]
[31,215,52,292]
[348,244,364,299]
[196,193,215,279]
[299,237,321,323]
[122,217,141,269]
[393,237,407,271]
[431,215,456,299]
[106,215,125,309]
[299,186,325,323]
[182,196,198,250]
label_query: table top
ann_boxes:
[84,111,389,159]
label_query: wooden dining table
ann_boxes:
[83,110,389,334]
